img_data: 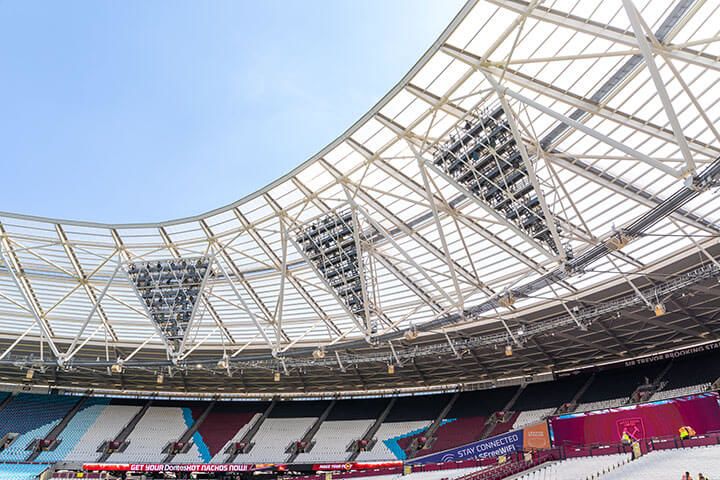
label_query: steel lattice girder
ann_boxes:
[0,0,719,394]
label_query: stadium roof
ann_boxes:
[1,0,720,396]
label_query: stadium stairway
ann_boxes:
[226,396,277,463]
[0,392,13,412]
[412,416,488,458]
[554,373,595,414]
[45,401,141,464]
[162,399,216,463]
[629,360,674,403]
[26,395,89,461]
[294,419,375,463]
[97,398,152,462]
[33,397,116,464]
[107,404,192,463]
[407,391,460,458]
[478,384,526,441]
[204,411,262,463]
[287,398,337,463]
[0,393,80,461]
[348,397,396,461]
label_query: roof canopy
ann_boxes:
[1,0,719,395]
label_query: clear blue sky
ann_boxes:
[0,0,464,224]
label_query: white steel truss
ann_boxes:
[0,0,719,388]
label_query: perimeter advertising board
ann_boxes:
[82,463,258,473]
[82,461,403,473]
[408,422,550,464]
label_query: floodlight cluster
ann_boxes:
[433,105,559,253]
[127,258,210,342]
[297,211,368,318]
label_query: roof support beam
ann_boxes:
[410,144,465,308]
[0,229,60,359]
[318,158,487,301]
[622,0,696,176]
[484,74,565,259]
[441,44,719,160]
[234,208,342,338]
[210,245,276,351]
[200,220,290,346]
[487,0,718,72]
[370,250,444,314]
[542,152,718,233]
[63,256,123,361]
[496,82,681,177]
[438,44,687,178]
[56,224,119,347]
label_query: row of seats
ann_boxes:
[0,385,712,465]
[357,421,432,461]
[512,408,555,430]
[60,404,142,462]
[232,417,317,463]
[36,400,110,463]
[602,445,720,479]
[108,406,189,463]
[295,419,374,463]
[0,394,79,461]
[574,398,627,413]
[651,383,711,401]
[0,463,50,480]
[0,347,718,465]
[515,453,631,480]
[0,380,714,465]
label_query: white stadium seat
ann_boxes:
[231,417,317,463]
[355,421,432,461]
[108,406,188,463]
[294,419,374,463]
[602,445,720,480]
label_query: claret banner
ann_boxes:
[548,392,720,446]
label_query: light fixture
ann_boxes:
[387,364,395,375]
[499,292,515,308]
[110,362,123,374]
[607,233,630,251]
[654,303,667,317]
[217,356,229,369]
[25,368,34,380]
[312,347,326,360]
[156,373,164,384]
[505,345,513,357]
[273,371,281,382]
[404,326,419,342]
